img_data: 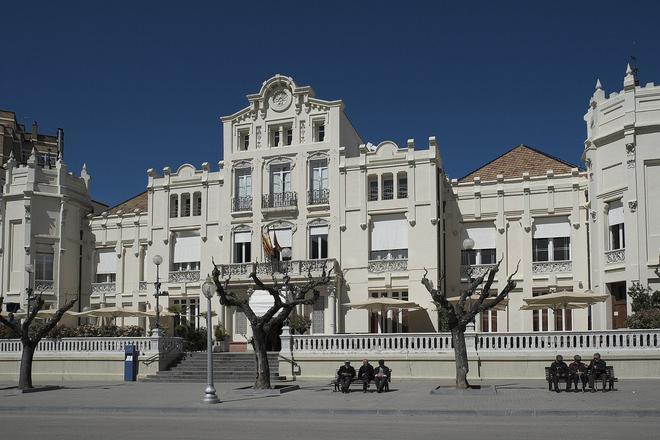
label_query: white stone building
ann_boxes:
[2,66,659,346]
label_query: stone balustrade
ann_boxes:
[0,336,184,356]
[168,270,200,283]
[605,249,625,264]
[91,282,116,294]
[532,260,573,274]
[217,258,338,280]
[368,259,408,273]
[286,329,660,355]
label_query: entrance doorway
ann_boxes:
[609,282,627,329]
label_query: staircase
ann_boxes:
[141,352,282,383]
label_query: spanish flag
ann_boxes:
[262,231,274,257]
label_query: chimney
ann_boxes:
[31,121,38,138]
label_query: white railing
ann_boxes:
[605,249,625,264]
[218,259,338,279]
[476,330,660,351]
[287,329,660,355]
[169,270,200,283]
[0,336,184,356]
[91,282,116,294]
[290,333,453,354]
[532,261,572,274]
[368,259,408,273]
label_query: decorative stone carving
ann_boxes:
[255,126,262,148]
[532,261,573,274]
[590,210,597,221]
[269,88,292,111]
[625,142,635,155]
[168,270,201,283]
[605,249,625,264]
[35,280,54,292]
[300,120,306,143]
[628,200,637,212]
[460,264,497,279]
[91,282,116,294]
[368,259,408,273]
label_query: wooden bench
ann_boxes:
[545,366,618,391]
[331,370,393,392]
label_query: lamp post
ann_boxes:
[201,275,220,404]
[25,263,35,316]
[461,238,476,333]
[152,255,169,336]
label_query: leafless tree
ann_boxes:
[211,260,332,389]
[421,258,519,389]
[0,295,76,390]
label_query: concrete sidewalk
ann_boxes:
[0,379,658,418]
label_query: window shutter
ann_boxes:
[370,215,408,251]
[462,224,497,249]
[608,201,624,226]
[234,232,251,243]
[173,233,201,263]
[96,249,117,274]
[269,228,292,248]
[532,217,571,239]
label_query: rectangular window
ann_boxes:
[312,297,325,334]
[370,214,408,260]
[269,228,292,261]
[270,165,291,195]
[480,248,497,264]
[555,309,573,331]
[397,174,407,199]
[461,249,477,266]
[193,193,202,216]
[181,194,191,217]
[610,223,625,250]
[238,129,250,151]
[286,128,293,146]
[233,232,251,263]
[271,128,280,147]
[95,273,116,283]
[382,176,394,200]
[553,237,570,261]
[317,124,325,142]
[532,292,549,332]
[368,179,378,201]
[533,238,549,262]
[172,262,200,271]
[35,252,54,282]
[173,232,200,270]
[169,195,178,218]
[481,310,497,332]
[310,225,328,259]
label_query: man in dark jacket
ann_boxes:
[588,353,609,392]
[549,354,570,392]
[569,355,588,392]
[357,359,375,393]
[337,361,356,393]
[373,359,391,393]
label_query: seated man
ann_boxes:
[568,355,588,392]
[337,361,356,394]
[549,354,569,393]
[373,359,391,393]
[357,359,374,393]
[588,353,609,392]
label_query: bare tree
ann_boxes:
[0,295,76,390]
[421,258,519,389]
[211,260,332,389]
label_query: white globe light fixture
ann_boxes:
[462,238,475,251]
[152,254,163,266]
[280,248,292,260]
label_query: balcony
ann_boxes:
[169,270,200,283]
[460,264,498,280]
[91,282,116,294]
[308,188,330,206]
[262,191,297,209]
[532,260,573,274]
[605,249,625,265]
[217,258,339,281]
[232,196,252,213]
[35,280,54,293]
[368,259,408,273]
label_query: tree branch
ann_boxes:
[32,299,77,344]
[468,260,520,321]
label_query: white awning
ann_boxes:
[248,290,275,318]
[96,249,117,274]
[533,217,571,239]
[608,200,624,226]
[463,224,496,249]
[234,231,251,243]
[310,225,329,236]
[269,228,292,248]
[371,215,408,251]
[173,232,201,263]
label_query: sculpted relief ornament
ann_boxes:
[269,87,292,112]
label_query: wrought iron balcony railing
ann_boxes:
[262,191,297,209]
[91,282,116,294]
[308,188,330,205]
[232,196,252,212]
[218,259,338,279]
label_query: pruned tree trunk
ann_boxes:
[19,344,36,390]
[451,326,470,389]
[252,327,271,390]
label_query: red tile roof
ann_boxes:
[459,145,578,182]
[107,191,148,215]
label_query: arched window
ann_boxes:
[169,194,179,218]
[193,192,202,216]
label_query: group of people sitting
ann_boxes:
[336,359,391,393]
[548,353,610,393]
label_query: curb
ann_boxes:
[1,406,659,418]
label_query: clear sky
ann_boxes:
[2,1,659,206]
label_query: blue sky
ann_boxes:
[2,1,659,206]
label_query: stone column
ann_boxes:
[327,285,337,334]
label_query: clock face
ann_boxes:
[269,87,292,111]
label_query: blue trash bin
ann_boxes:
[124,344,139,381]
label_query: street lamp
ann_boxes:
[152,255,169,336]
[201,275,220,404]
[25,263,35,316]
